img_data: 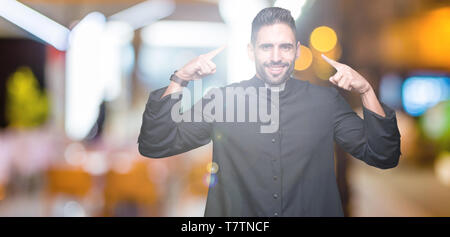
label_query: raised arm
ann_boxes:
[322,54,385,117]
[138,46,225,158]
[161,45,225,98]
[322,54,401,169]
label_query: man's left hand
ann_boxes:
[321,54,372,94]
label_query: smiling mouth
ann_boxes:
[267,65,285,75]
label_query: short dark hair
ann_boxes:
[251,7,297,45]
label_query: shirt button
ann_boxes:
[271,138,275,143]
[273,176,278,181]
[273,193,278,199]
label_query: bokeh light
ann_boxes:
[203,173,217,188]
[380,73,403,109]
[402,76,450,117]
[311,43,342,80]
[0,185,5,201]
[206,162,219,174]
[396,111,420,161]
[111,152,134,174]
[0,0,70,50]
[294,45,313,71]
[82,152,108,176]
[64,142,87,166]
[380,7,450,70]
[434,151,450,187]
[416,7,450,69]
[310,26,337,52]
[421,100,450,148]
[63,200,86,217]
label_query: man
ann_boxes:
[138,7,401,217]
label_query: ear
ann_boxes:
[247,43,255,62]
[295,41,301,60]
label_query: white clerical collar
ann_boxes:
[265,81,286,92]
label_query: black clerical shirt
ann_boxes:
[138,76,401,217]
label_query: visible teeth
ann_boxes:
[268,66,283,75]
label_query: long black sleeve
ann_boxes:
[138,87,213,158]
[332,88,401,169]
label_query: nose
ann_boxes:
[270,47,281,62]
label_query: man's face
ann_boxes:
[249,23,300,86]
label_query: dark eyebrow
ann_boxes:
[259,43,273,48]
[280,43,294,48]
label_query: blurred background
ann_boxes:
[0,0,449,217]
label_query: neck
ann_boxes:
[254,74,289,92]
[265,81,286,92]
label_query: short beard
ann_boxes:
[259,61,294,86]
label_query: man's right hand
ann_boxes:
[175,45,226,81]
[161,46,225,99]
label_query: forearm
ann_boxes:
[360,87,401,169]
[333,86,400,169]
[139,87,181,158]
[139,86,212,158]
[360,98,401,169]
[161,81,184,99]
[360,86,385,118]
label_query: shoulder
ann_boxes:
[215,77,260,93]
[294,78,338,99]
[225,77,256,88]
[203,78,255,97]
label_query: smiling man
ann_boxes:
[249,13,299,87]
[138,7,401,217]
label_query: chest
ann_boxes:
[213,97,333,155]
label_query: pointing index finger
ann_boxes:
[321,54,341,70]
[204,45,226,60]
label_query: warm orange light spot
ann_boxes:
[435,151,450,187]
[310,26,337,52]
[311,43,342,80]
[294,45,313,71]
[379,7,450,69]
[417,7,450,68]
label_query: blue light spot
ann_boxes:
[402,76,450,116]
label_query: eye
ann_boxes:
[280,44,294,51]
[260,44,272,50]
